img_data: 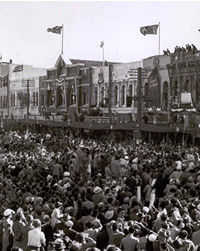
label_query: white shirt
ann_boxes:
[28,228,46,247]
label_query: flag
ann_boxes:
[13,65,23,72]
[47,26,62,34]
[100,41,104,48]
[0,53,2,60]
[140,24,159,36]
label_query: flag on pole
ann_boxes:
[140,24,159,36]
[13,65,23,72]
[100,41,104,48]
[47,26,62,34]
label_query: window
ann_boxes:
[94,87,98,105]
[41,95,45,106]
[11,94,15,107]
[82,92,87,105]
[101,87,104,103]
[3,96,5,108]
[115,86,118,105]
[144,83,149,97]
[129,85,133,97]
[121,85,125,106]
[57,87,63,106]
[36,92,38,106]
[127,85,133,107]
[33,92,35,106]
[47,89,54,106]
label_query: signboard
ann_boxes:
[181,92,192,105]
[22,79,35,87]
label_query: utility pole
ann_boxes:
[27,79,30,119]
[108,64,113,124]
[137,67,142,125]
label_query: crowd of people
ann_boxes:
[163,44,198,56]
[0,126,200,251]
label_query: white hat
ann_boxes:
[4,209,15,217]
[94,186,102,194]
[104,210,114,220]
[63,172,70,177]
[132,158,138,163]
[125,156,129,160]
[148,233,157,242]
[143,206,150,213]
[65,220,74,228]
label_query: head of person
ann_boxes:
[32,219,41,228]
[179,230,188,240]
[86,248,101,251]
[157,229,168,243]
[106,245,121,251]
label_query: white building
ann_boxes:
[9,64,47,118]
[91,61,143,120]
[0,62,9,118]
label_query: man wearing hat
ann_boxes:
[27,219,46,251]
[92,186,105,206]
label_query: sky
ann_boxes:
[0,1,200,68]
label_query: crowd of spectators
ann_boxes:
[0,126,200,251]
[163,44,198,55]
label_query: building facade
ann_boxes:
[167,49,200,127]
[91,61,143,121]
[9,64,47,118]
[0,62,9,118]
[39,55,93,119]
[143,55,171,111]
[168,50,200,110]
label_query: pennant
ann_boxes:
[47,26,62,34]
[100,41,104,48]
[140,24,159,36]
[13,65,23,72]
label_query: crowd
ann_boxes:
[163,44,198,55]
[0,126,200,251]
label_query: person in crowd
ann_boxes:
[27,219,46,251]
[0,126,199,251]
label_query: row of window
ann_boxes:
[99,85,134,106]
[10,92,39,107]
[0,96,8,108]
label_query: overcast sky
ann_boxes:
[0,1,200,68]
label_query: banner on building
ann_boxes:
[181,92,192,105]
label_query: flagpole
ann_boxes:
[61,24,64,55]
[158,22,160,55]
